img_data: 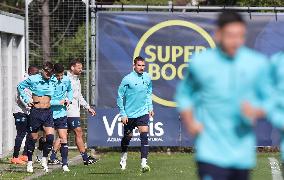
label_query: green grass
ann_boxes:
[0,152,280,180]
[36,152,280,180]
[0,150,79,180]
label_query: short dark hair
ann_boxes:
[217,11,245,28]
[69,58,82,69]
[42,61,54,74]
[133,56,145,64]
[28,65,39,75]
[54,63,64,74]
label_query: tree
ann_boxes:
[54,24,88,67]
[41,0,51,62]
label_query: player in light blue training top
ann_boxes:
[117,56,154,173]
[49,63,73,172]
[175,11,273,180]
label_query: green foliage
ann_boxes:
[53,24,89,67]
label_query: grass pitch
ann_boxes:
[38,152,277,180]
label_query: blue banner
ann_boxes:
[88,12,284,147]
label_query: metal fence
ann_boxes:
[24,0,284,148]
[25,0,89,147]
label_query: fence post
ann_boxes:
[91,0,96,106]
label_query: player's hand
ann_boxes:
[180,110,203,137]
[187,121,203,137]
[241,101,265,124]
[121,117,128,125]
[59,100,65,105]
[149,111,154,118]
[64,100,70,107]
[88,107,96,116]
[27,102,35,107]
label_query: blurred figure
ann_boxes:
[175,11,272,180]
[269,52,284,173]
[11,66,39,165]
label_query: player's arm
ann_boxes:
[175,65,202,136]
[50,95,65,106]
[65,79,73,105]
[241,57,275,126]
[266,53,284,129]
[146,76,154,117]
[17,78,33,106]
[245,57,275,124]
[50,98,62,106]
[117,77,128,124]
[78,82,96,116]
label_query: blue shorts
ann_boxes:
[124,114,149,135]
[28,108,54,133]
[67,117,81,130]
[197,162,249,180]
[13,112,28,133]
[54,116,68,130]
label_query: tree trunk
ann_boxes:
[42,0,51,62]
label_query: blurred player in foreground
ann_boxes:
[175,11,273,180]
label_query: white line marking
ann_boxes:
[269,157,283,180]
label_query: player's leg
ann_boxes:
[41,109,55,172]
[230,169,250,180]
[58,128,69,171]
[137,114,150,173]
[48,118,62,165]
[73,126,89,164]
[120,118,135,170]
[49,137,61,165]
[26,108,41,173]
[19,114,29,162]
[20,114,29,162]
[36,133,45,163]
[21,135,29,162]
[68,117,96,165]
[11,113,28,164]
[55,116,70,171]
[42,126,54,172]
[26,132,38,173]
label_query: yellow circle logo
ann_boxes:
[134,20,215,107]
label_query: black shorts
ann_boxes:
[13,112,28,133]
[124,114,149,135]
[28,108,54,133]
[67,117,81,130]
[54,116,68,130]
[197,161,250,180]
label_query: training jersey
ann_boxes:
[50,75,73,119]
[13,73,32,115]
[66,71,90,117]
[17,73,55,105]
[269,52,284,161]
[117,71,153,118]
[175,46,273,169]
